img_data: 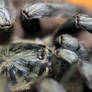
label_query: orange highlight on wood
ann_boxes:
[66,0,92,9]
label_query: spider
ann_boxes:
[0,1,92,92]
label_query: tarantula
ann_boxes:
[0,0,92,92]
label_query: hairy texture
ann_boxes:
[0,42,51,91]
[75,14,92,33]
[78,61,92,90]
[22,2,84,19]
[54,34,88,60]
[0,0,15,44]
[30,78,66,92]
[50,48,79,81]
[0,0,14,29]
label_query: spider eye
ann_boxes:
[37,49,45,60]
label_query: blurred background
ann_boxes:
[67,0,92,9]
